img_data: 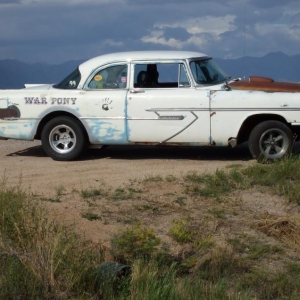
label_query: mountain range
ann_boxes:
[0,52,299,89]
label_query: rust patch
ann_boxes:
[249,76,274,83]
[0,106,20,118]
[229,75,300,93]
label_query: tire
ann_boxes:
[41,116,86,161]
[248,120,293,162]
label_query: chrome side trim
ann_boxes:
[161,111,198,143]
[153,111,184,120]
[146,107,300,112]
[158,115,184,120]
[130,89,145,93]
[146,108,208,112]
[80,116,183,121]
[80,117,126,120]
[127,116,184,120]
[2,118,41,121]
[214,108,300,112]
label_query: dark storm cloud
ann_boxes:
[0,0,20,3]
[250,0,299,8]
[124,0,234,4]
[0,0,299,63]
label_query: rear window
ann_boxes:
[53,68,81,89]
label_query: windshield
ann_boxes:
[53,68,81,89]
[190,59,227,85]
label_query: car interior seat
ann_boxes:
[136,71,148,87]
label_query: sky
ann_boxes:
[0,0,300,64]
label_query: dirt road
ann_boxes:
[1,140,261,249]
[0,140,254,195]
[3,139,300,255]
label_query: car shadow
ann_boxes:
[6,143,252,161]
[81,143,253,161]
[6,145,47,158]
[6,142,300,162]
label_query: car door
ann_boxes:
[126,61,211,144]
[80,63,129,144]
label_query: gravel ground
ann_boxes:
[0,140,254,195]
[0,139,257,248]
[2,139,299,259]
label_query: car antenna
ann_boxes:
[243,3,247,80]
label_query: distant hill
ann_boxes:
[0,52,299,89]
[215,52,300,82]
[0,59,84,89]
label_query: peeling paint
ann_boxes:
[0,120,36,140]
[88,120,127,144]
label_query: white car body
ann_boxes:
[0,50,300,161]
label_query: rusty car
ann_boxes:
[1,51,300,161]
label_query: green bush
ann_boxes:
[111,222,161,261]
[0,184,103,299]
[169,218,192,243]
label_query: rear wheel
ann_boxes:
[248,121,293,162]
[41,116,86,161]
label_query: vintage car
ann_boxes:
[1,50,300,161]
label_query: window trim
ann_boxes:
[131,60,193,89]
[83,62,130,90]
[53,67,81,90]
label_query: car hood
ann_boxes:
[228,76,300,92]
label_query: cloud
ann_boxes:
[102,39,124,47]
[0,0,299,63]
[255,22,300,42]
[124,0,241,5]
[141,15,236,50]
[19,0,122,3]
[0,0,20,3]
[250,0,299,8]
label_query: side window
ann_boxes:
[88,64,128,89]
[54,68,81,89]
[190,60,221,84]
[134,63,190,88]
[190,61,209,84]
[179,64,190,87]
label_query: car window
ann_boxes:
[53,68,81,89]
[179,64,190,87]
[134,62,190,88]
[88,64,128,89]
[190,59,227,85]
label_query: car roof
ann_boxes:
[78,51,208,81]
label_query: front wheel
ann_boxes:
[41,116,86,161]
[248,121,293,162]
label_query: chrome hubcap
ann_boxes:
[49,125,76,154]
[259,128,289,159]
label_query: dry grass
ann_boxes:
[2,158,300,299]
[255,216,300,251]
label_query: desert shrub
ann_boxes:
[0,184,103,299]
[169,218,192,243]
[111,222,161,261]
[184,169,245,199]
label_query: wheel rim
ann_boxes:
[259,128,290,159]
[49,124,77,154]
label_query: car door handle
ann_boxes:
[129,89,145,93]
